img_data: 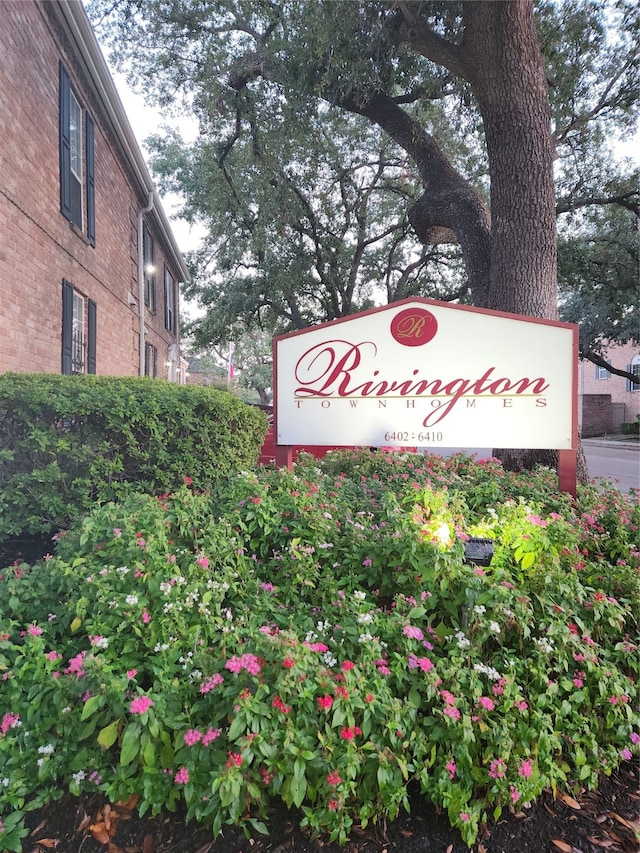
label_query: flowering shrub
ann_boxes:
[0,452,638,850]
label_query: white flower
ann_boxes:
[37,758,45,767]
[489,621,501,634]
[322,652,337,667]
[358,632,374,643]
[116,566,129,575]
[358,613,374,624]
[455,631,471,649]
[473,663,501,681]
[72,770,86,784]
[125,594,139,606]
[159,582,172,595]
[38,744,54,755]
[353,590,367,601]
[473,605,487,615]
[1,778,9,787]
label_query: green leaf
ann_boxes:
[520,551,536,570]
[291,758,307,808]
[120,722,141,766]
[81,694,101,720]
[97,719,119,750]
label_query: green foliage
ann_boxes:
[0,373,267,542]
[621,420,639,435]
[1,451,638,848]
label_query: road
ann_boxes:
[582,440,640,493]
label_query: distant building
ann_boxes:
[0,0,189,380]
[579,341,640,436]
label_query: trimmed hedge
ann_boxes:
[0,373,267,542]
[620,419,639,435]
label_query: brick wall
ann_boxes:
[0,1,180,378]
[581,394,612,438]
[579,342,640,432]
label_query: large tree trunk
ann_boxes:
[462,2,561,471]
[462,1,558,319]
[395,1,584,482]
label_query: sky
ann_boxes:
[108,69,205,257]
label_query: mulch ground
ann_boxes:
[21,762,639,853]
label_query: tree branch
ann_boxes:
[585,349,639,385]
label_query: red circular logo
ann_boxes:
[390,307,438,347]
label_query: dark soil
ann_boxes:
[22,763,639,853]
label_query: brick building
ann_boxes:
[579,341,640,436]
[0,0,189,381]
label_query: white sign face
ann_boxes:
[274,300,577,450]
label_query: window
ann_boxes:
[59,63,95,245]
[62,280,96,375]
[595,363,611,380]
[164,265,176,333]
[143,225,156,312]
[626,356,640,392]
[145,342,158,377]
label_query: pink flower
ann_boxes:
[489,758,507,780]
[184,729,202,746]
[225,653,262,675]
[64,651,86,677]
[621,748,632,761]
[630,732,640,745]
[477,696,495,711]
[510,786,521,804]
[226,751,243,768]
[446,760,457,779]
[514,700,528,712]
[441,690,457,706]
[272,695,291,714]
[443,706,461,721]
[327,771,342,787]
[130,695,153,714]
[174,767,189,784]
[127,669,137,680]
[328,799,339,811]
[202,727,221,746]
[304,642,329,653]
[27,624,43,637]
[196,555,209,569]
[407,654,434,672]
[341,660,355,671]
[317,695,333,711]
[142,609,151,624]
[518,758,533,779]
[403,625,424,641]
[0,713,20,736]
[200,673,224,694]
[459,812,470,823]
[340,726,361,741]
[282,657,295,669]
[136,537,146,550]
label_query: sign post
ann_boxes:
[273,299,578,496]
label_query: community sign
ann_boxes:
[274,298,578,451]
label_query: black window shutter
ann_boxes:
[626,364,633,392]
[86,114,95,246]
[87,299,97,374]
[59,63,72,219]
[61,279,73,374]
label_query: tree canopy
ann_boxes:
[90,0,638,376]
